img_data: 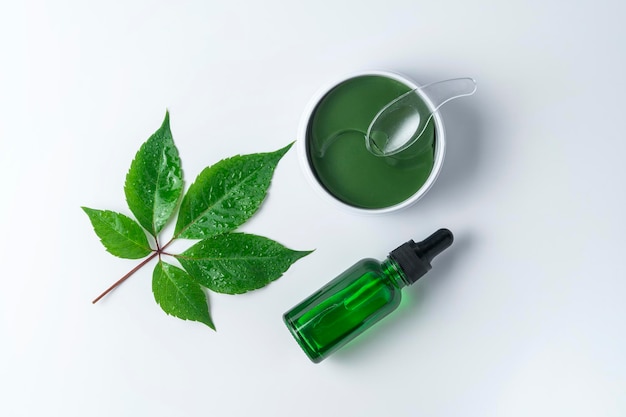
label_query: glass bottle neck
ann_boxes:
[381,258,410,288]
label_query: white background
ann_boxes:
[1,1,625,416]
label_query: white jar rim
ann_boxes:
[296,70,446,215]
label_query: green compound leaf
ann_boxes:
[174,143,293,240]
[82,207,152,259]
[176,233,312,294]
[153,260,215,329]
[124,111,183,237]
[84,109,308,331]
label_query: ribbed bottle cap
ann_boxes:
[389,229,454,284]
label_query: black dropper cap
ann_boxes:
[389,229,454,284]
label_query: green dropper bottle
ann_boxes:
[283,229,453,363]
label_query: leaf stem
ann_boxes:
[161,238,174,251]
[92,251,159,304]
[92,236,179,304]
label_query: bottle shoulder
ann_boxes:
[344,258,406,287]
[342,258,387,278]
[356,258,384,270]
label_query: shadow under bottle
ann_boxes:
[283,228,454,363]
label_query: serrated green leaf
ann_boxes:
[82,207,152,259]
[125,111,183,236]
[153,260,215,329]
[173,143,293,240]
[176,232,312,294]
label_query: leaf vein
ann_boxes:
[176,162,267,238]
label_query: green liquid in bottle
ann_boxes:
[307,75,436,209]
[284,259,406,363]
[283,230,454,363]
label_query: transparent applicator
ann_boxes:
[366,77,477,156]
[314,78,476,158]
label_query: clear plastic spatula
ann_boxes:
[365,78,477,156]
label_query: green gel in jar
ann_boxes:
[306,75,436,209]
